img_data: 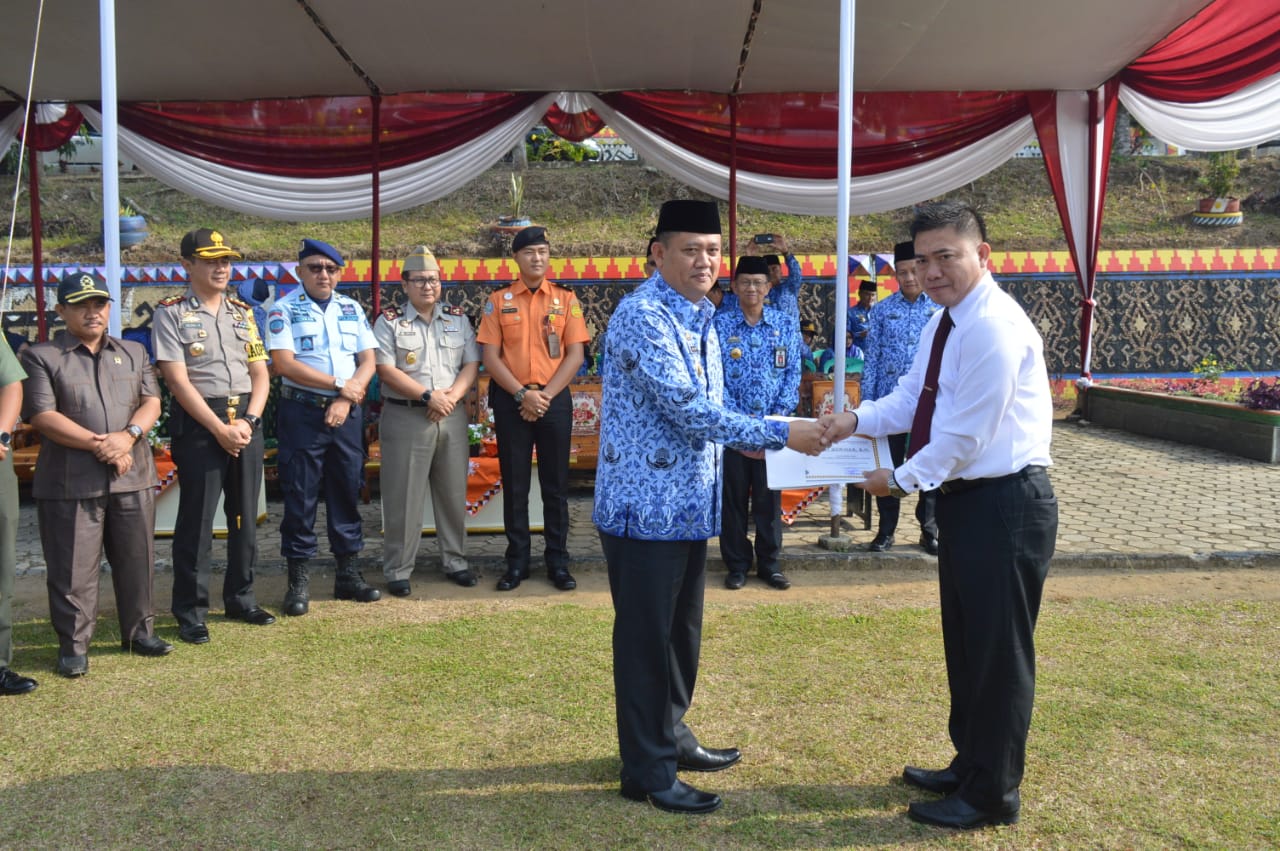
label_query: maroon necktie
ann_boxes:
[906,309,953,459]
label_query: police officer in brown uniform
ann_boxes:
[477,226,590,592]
[21,272,172,678]
[373,246,481,596]
[154,228,275,645]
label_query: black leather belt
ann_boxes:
[281,386,337,408]
[385,397,429,408]
[939,465,1047,496]
[524,383,545,390]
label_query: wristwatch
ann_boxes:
[126,424,144,443]
[420,390,432,405]
[0,432,10,449]
[243,413,262,432]
[333,376,346,391]
[887,471,908,499]
[513,387,528,405]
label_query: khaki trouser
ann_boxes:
[379,402,470,581]
[39,489,157,656]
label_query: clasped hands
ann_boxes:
[520,388,551,422]
[326,379,368,429]
[91,431,138,476]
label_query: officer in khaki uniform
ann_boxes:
[154,228,275,646]
[477,226,589,592]
[373,246,481,596]
[21,272,172,678]
[0,334,35,695]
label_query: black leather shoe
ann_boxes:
[496,567,528,591]
[902,765,961,795]
[447,570,478,588]
[0,666,37,695]
[677,745,742,773]
[621,778,722,814]
[57,655,88,678]
[758,569,791,590]
[868,533,895,552]
[919,533,940,556]
[178,623,210,644]
[123,636,175,656]
[226,606,277,626]
[907,793,1019,829]
[549,568,577,591]
[725,572,746,590]
[387,580,412,597]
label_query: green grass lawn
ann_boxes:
[1,595,1276,849]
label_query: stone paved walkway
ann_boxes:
[13,420,1280,578]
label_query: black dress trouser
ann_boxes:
[874,433,937,538]
[934,467,1057,811]
[601,532,705,793]
[490,383,572,572]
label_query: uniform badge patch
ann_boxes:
[300,336,314,352]
[269,318,286,334]
[405,352,417,365]
[189,342,205,357]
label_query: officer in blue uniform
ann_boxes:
[862,240,943,553]
[265,239,381,615]
[595,200,826,814]
[714,256,802,591]
[847,278,877,348]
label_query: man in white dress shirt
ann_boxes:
[818,201,1057,830]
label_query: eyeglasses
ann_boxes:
[735,281,770,290]
[304,263,342,276]
[405,277,441,287]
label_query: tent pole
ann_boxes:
[370,94,382,316]
[29,143,47,342]
[833,0,854,400]
[99,0,122,336]
[728,95,738,275]
[1079,87,1102,381]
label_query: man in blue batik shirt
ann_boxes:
[717,234,802,328]
[714,256,801,592]
[594,200,824,816]
[847,278,877,349]
[862,241,943,554]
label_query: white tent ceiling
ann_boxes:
[1,0,1213,101]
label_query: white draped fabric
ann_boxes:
[0,109,22,164]
[78,96,558,222]
[1120,72,1280,152]
[584,93,1036,216]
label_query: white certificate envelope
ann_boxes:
[763,416,887,489]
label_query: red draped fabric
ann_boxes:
[597,90,1030,178]
[1121,0,1280,101]
[7,103,84,151]
[543,103,605,142]
[1030,85,1119,379]
[114,92,544,177]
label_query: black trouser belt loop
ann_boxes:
[281,386,337,408]
[385,397,429,408]
[939,465,1047,496]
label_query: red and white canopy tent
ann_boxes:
[2,0,1279,382]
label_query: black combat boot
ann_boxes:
[283,559,310,616]
[334,554,381,602]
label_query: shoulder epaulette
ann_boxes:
[381,306,403,321]
[228,296,252,310]
[443,304,464,316]
[157,295,184,307]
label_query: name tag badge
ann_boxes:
[774,346,787,369]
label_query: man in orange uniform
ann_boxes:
[477,227,589,591]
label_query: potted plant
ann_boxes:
[489,173,533,235]
[1192,150,1243,226]
[103,202,150,248]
